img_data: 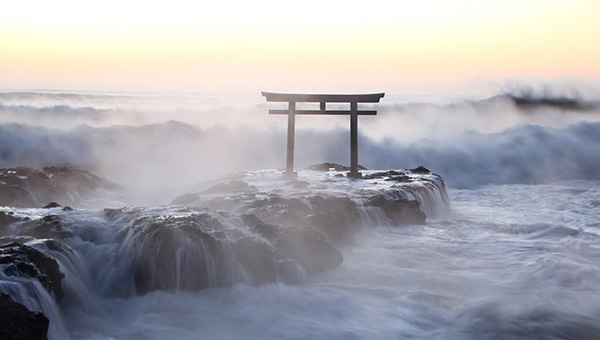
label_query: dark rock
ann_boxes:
[40,201,72,211]
[243,212,346,274]
[42,202,61,209]
[126,213,233,294]
[305,195,361,245]
[17,215,73,240]
[409,166,431,174]
[276,227,343,272]
[241,213,345,281]
[0,166,117,208]
[0,211,22,231]
[385,176,411,183]
[0,293,49,340]
[234,237,278,285]
[252,195,355,236]
[210,194,361,247]
[361,170,412,183]
[367,195,426,225]
[127,210,341,292]
[363,170,405,179]
[362,170,411,182]
[242,214,280,240]
[0,242,65,300]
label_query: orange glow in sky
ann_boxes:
[1,0,599,94]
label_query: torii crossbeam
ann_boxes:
[261,91,385,177]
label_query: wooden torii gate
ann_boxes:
[261,91,385,177]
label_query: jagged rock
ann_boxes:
[41,202,73,210]
[0,242,65,300]
[126,213,227,294]
[410,166,432,174]
[124,208,345,294]
[0,211,23,232]
[305,195,361,245]
[276,227,343,272]
[242,215,344,277]
[362,170,411,182]
[242,214,280,240]
[237,194,362,245]
[16,215,73,240]
[42,202,61,209]
[0,166,117,208]
[367,195,426,225]
[234,237,278,285]
[0,293,49,340]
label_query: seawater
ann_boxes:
[37,180,598,340]
[1,89,600,339]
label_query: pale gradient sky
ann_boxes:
[1,0,599,94]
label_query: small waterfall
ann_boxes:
[379,176,452,220]
[357,205,391,228]
[0,247,68,340]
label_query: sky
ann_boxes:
[1,0,599,94]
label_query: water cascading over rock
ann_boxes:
[114,207,344,294]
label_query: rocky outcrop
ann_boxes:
[0,211,23,232]
[117,207,344,294]
[202,180,257,194]
[0,241,65,300]
[0,293,49,340]
[367,195,426,225]
[242,214,344,274]
[0,166,117,208]
[248,194,363,245]
[15,214,74,240]
[168,167,450,257]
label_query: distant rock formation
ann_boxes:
[0,166,117,208]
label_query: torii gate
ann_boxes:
[261,91,385,177]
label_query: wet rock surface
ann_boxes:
[0,241,65,300]
[118,208,344,294]
[1,166,448,300]
[0,166,117,208]
[367,195,426,225]
[0,293,49,340]
[171,166,446,245]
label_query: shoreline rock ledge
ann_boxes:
[171,164,451,246]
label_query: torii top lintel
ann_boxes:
[261,91,385,177]
[261,92,385,103]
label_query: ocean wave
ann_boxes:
[1,119,600,188]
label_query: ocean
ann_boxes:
[1,88,600,339]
